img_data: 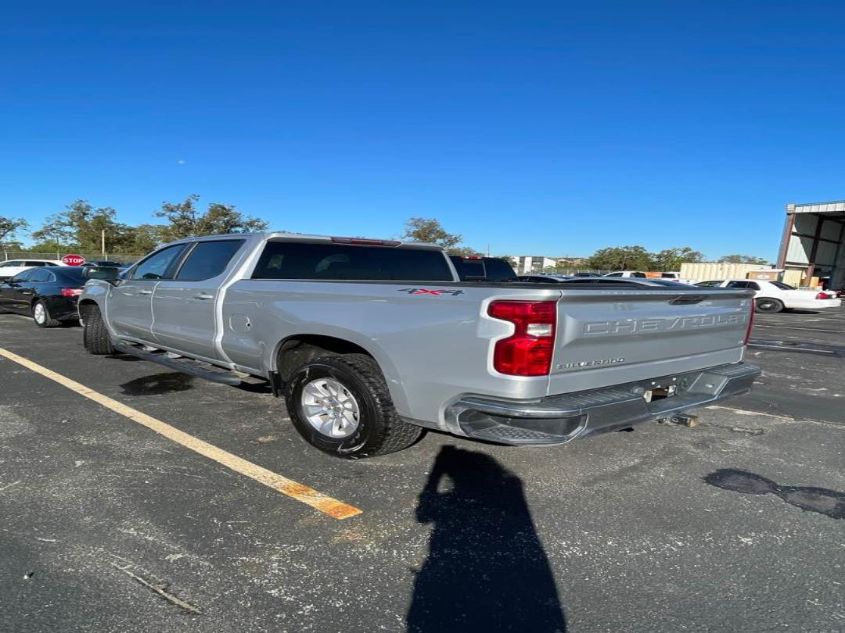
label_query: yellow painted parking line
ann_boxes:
[0,347,362,520]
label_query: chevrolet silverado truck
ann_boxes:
[79,233,760,458]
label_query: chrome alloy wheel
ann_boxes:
[33,302,46,324]
[300,378,361,438]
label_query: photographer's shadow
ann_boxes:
[408,446,566,632]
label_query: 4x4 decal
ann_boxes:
[398,288,464,296]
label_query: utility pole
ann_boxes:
[102,229,106,256]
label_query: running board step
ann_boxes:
[113,342,245,386]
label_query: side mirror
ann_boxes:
[84,266,121,282]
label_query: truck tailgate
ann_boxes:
[548,288,754,395]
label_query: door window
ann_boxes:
[0,261,21,268]
[128,245,186,280]
[12,270,35,282]
[176,240,245,281]
[29,269,53,282]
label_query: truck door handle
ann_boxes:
[194,293,214,300]
[138,289,153,295]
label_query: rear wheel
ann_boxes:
[82,304,115,355]
[33,300,60,328]
[755,297,784,313]
[284,353,423,458]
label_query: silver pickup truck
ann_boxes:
[79,233,760,458]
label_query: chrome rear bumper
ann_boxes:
[446,363,761,446]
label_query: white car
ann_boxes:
[604,270,647,278]
[696,279,842,313]
[0,259,66,281]
[660,272,696,284]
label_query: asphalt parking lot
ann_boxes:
[1,307,843,632]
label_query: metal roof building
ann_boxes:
[777,200,845,290]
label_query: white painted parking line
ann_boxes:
[0,347,362,520]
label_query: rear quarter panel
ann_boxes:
[220,280,561,426]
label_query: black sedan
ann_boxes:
[0,266,87,327]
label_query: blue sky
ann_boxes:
[2,1,843,259]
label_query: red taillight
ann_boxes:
[744,299,755,346]
[488,300,557,376]
[60,288,83,297]
[815,292,832,300]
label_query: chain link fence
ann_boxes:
[1,251,143,264]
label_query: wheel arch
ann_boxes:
[270,334,410,415]
[78,297,101,316]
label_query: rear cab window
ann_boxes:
[481,258,517,281]
[252,241,453,281]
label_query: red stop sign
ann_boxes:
[61,254,86,266]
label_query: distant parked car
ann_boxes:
[604,271,647,278]
[81,260,126,269]
[0,266,87,327]
[0,258,66,281]
[695,279,842,313]
[449,256,517,281]
[517,274,572,283]
[659,272,695,284]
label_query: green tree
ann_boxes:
[718,254,770,265]
[0,216,29,250]
[402,217,463,250]
[448,246,483,257]
[129,224,167,253]
[155,195,268,240]
[31,200,136,254]
[651,247,705,271]
[197,202,269,235]
[31,211,77,249]
[587,245,652,271]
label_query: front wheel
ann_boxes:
[755,297,784,313]
[82,304,115,355]
[284,353,423,458]
[33,300,61,328]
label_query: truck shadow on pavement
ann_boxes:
[120,372,194,396]
[408,445,566,633]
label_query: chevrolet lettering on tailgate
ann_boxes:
[582,313,746,336]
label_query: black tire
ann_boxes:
[82,304,115,355]
[32,300,61,328]
[755,297,784,313]
[284,353,423,458]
